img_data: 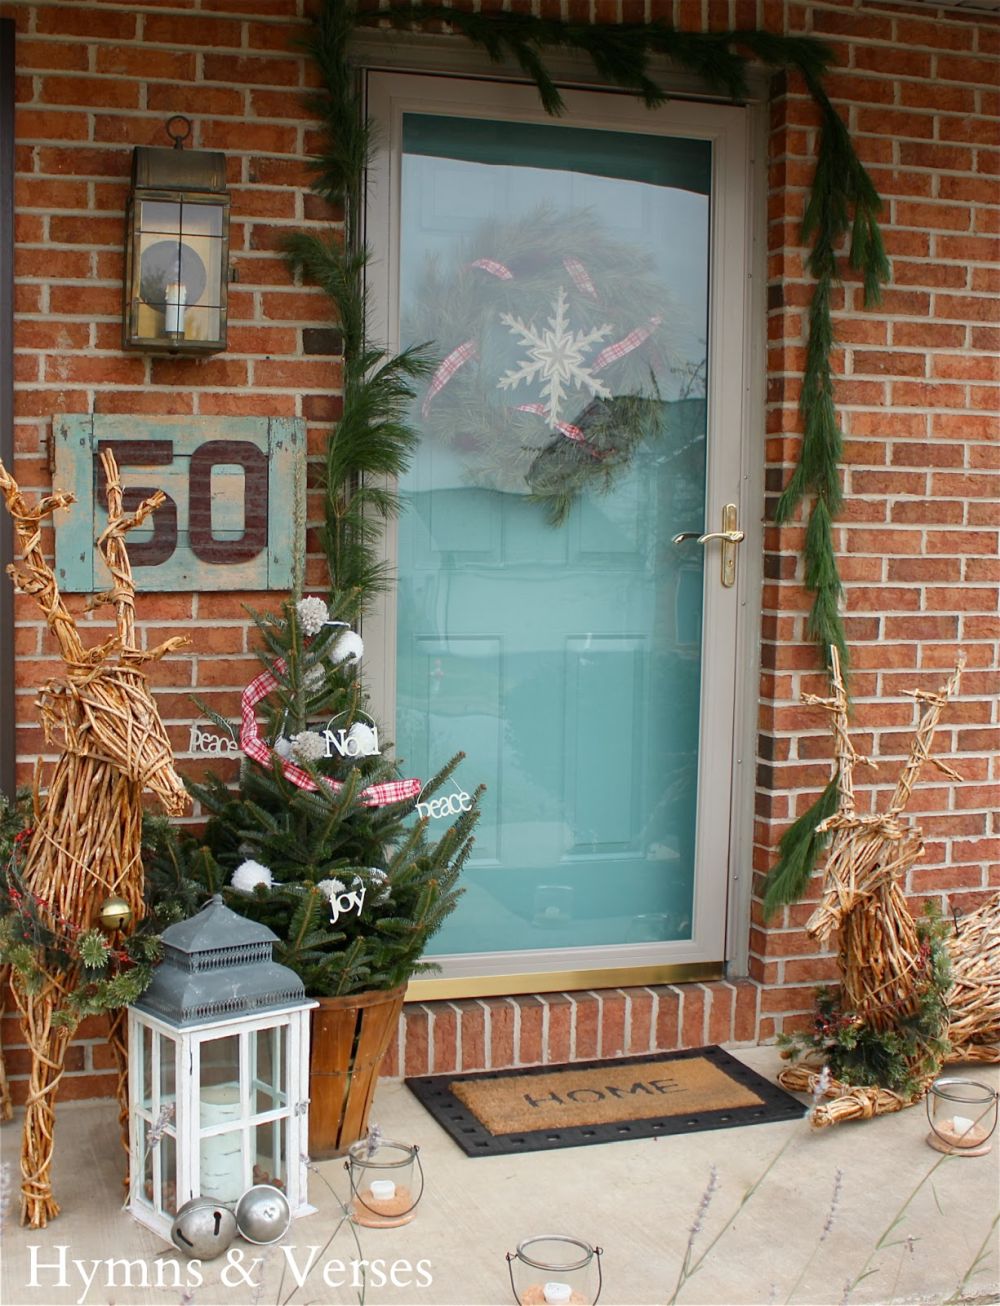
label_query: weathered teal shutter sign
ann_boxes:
[53,414,305,592]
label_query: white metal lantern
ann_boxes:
[128,896,317,1239]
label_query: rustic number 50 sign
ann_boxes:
[53,414,304,592]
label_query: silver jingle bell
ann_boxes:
[170,1197,238,1260]
[236,1183,291,1245]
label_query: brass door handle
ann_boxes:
[697,529,745,545]
[672,504,742,587]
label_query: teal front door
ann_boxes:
[367,73,754,993]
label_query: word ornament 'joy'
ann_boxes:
[329,884,366,926]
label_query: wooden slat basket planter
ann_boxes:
[308,984,406,1159]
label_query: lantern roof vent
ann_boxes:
[134,896,308,1027]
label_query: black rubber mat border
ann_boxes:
[405,1045,805,1156]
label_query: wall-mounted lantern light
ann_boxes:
[123,116,230,355]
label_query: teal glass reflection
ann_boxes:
[395,113,710,956]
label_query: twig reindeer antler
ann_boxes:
[0,462,85,664]
[888,659,964,817]
[803,646,966,943]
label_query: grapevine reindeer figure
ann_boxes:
[0,452,189,1227]
[779,647,1000,1126]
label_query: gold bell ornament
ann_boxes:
[98,896,133,932]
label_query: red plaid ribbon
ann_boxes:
[470,257,514,280]
[240,661,421,807]
[593,316,664,372]
[422,339,478,418]
[515,404,608,461]
[563,257,598,299]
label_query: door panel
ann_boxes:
[366,73,751,987]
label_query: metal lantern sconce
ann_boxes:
[127,896,316,1241]
[506,1235,604,1304]
[123,116,230,354]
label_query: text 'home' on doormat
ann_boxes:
[405,1046,804,1156]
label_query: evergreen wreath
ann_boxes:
[405,207,678,522]
[294,0,892,903]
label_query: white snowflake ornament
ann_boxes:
[498,286,613,430]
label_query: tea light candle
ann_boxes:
[940,1115,986,1145]
[370,1179,396,1202]
[543,1285,572,1304]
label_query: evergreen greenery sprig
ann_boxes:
[287,0,435,614]
[0,834,161,1024]
[778,903,953,1097]
[761,775,840,920]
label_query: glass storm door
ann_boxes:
[367,73,752,993]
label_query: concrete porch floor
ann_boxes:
[1,1047,997,1306]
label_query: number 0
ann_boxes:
[188,440,269,564]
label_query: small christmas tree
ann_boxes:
[146,593,481,997]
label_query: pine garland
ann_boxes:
[300,0,889,663]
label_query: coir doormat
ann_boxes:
[405,1046,803,1156]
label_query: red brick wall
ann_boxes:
[1,0,333,1102]
[1,0,997,1100]
[752,0,999,1040]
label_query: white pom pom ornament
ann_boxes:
[346,721,379,757]
[331,630,364,665]
[231,860,273,894]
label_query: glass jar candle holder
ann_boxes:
[506,1235,603,1304]
[926,1078,999,1157]
[345,1139,423,1227]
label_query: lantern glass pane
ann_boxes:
[140,1119,154,1205]
[252,1117,285,1193]
[137,230,185,312]
[182,201,224,238]
[139,199,182,235]
[159,1131,178,1216]
[252,1026,286,1115]
[200,1033,241,1125]
[180,304,222,343]
[141,1023,153,1110]
[158,1032,176,1108]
